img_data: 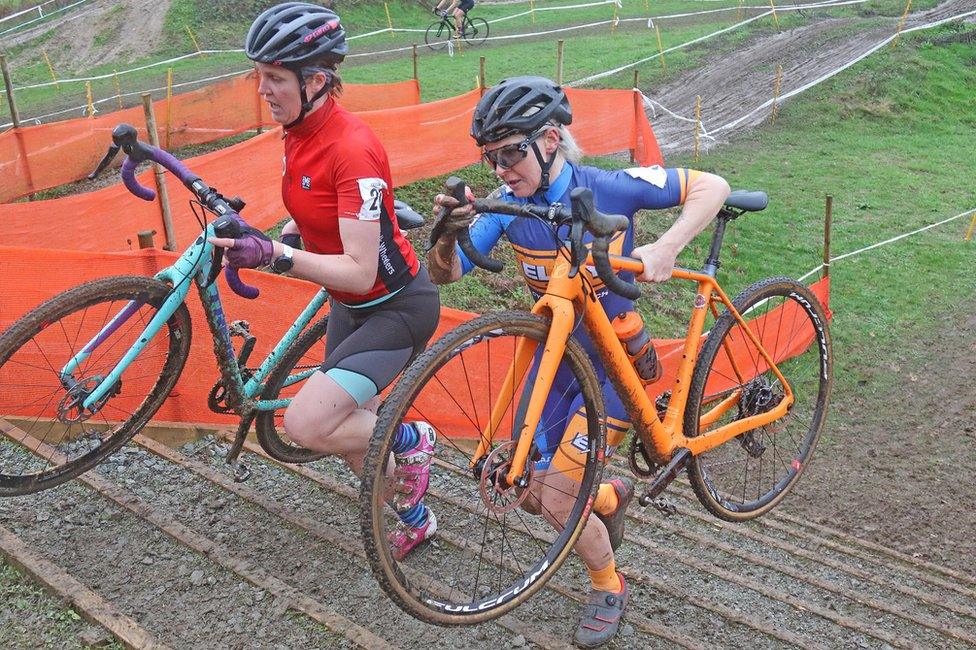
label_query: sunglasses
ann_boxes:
[482,127,549,170]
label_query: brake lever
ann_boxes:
[567,219,585,279]
[88,144,121,180]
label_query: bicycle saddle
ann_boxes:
[394,200,424,230]
[724,190,768,212]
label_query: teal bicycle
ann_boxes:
[0,124,422,496]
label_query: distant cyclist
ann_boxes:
[433,0,475,37]
[209,3,441,560]
[428,76,730,647]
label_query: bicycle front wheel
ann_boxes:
[462,17,489,46]
[684,277,832,521]
[0,276,191,496]
[424,20,452,51]
[255,316,329,464]
[361,311,605,625]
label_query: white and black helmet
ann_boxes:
[471,76,573,146]
[245,2,348,68]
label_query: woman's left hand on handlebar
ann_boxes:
[630,241,678,283]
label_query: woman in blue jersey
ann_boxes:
[428,76,730,648]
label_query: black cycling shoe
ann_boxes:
[574,573,630,648]
[595,477,634,551]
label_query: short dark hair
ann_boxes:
[302,53,344,97]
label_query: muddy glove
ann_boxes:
[427,190,476,252]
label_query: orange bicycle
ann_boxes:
[360,178,832,624]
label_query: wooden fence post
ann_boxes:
[822,195,833,279]
[769,0,779,29]
[412,44,419,81]
[114,69,124,110]
[384,3,394,37]
[142,94,176,251]
[42,50,58,87]
[892,0,912,48]
[478,56,486,93]
[0,55,20,128]
[964,211,976,242]
[770,64,783,123]
[655,24,667,72]
[556,40,564,85]
[164,67,173,149]
[185,25,202,53]
[85,81,94,117]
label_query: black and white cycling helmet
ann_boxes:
[245,2,348,127]
[471,76,573,146]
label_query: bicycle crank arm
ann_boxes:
[638,447,692,506]
[223,412,256,481]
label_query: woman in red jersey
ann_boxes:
[210,3,440,559]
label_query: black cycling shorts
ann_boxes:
[458,0,475,13]
[322,265,440,405]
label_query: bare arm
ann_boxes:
[630,171,731,282]
[271,218,379,294]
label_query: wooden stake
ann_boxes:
[142,93,176,251]
[693,95,702,163]
[737,0,744,21]
[165,67,173,150]
[253,70,263,134]
[556,40,565,85]
[770,64,783,124]
[385,3,395,37]
[965,211,976,242]
[137,230,157,249]
[412,44,419,81]
[655,24,667,72]
[185,25,202,53]
[42,50,58,87]
[892,0,912,48]
[822,195,833,279]
[85,81,94,118]
[530,0,536,24]
[113,69,123,110]
[0,55,20,128]
[478,56,486,92]
[632,68,639,90]
[611,5,618,35]
[769,0,779,29]
[1,55,34,199]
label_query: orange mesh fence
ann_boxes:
[0,88,661,253]
[0,245,828,437]
[0,75,422,202]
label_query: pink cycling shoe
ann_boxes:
[389,507,437,561]
[391,421,436,511]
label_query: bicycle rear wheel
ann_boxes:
[0,276,191,496]
[361,311,605,625]
[462,17,489,46]
[255,316,329,464]
[684,277,832,521]
[425,20,452,51]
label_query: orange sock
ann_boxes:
[593,482,619,516]
[588,562,623,593]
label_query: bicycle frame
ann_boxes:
[469,248,795,486]
[60,224,328,419]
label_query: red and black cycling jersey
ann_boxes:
[281,97,419,305]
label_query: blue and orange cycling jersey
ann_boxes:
[455,161,701,469]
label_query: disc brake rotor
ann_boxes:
[478,440,533,515]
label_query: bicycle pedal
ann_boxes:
[644,496,677,517]
[232,461,251,483]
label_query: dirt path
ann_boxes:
[1,0,173,73]
[646,0,976,155]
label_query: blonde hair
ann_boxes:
[555,124,583,163]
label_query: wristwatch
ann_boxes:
[271,244,295,274]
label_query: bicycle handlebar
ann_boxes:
[460,181,642,301]
[93,124,260,299]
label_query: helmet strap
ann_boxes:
[284,69,332,130]
[530,140,554,194]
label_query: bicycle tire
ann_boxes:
[462,17,489,46]
[0,276,191,496]
[255,316,330,464]
[424,20,452,51]
[361,311,605,625]
[684,277,832,522]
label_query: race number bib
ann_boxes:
[356,178,388,221]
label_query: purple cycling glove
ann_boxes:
[225,232,274,269]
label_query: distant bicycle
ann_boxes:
[425,10,489,50]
